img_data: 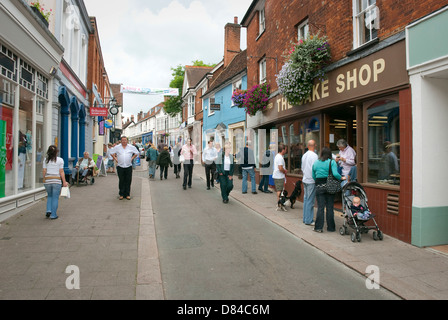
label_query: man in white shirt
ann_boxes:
[111,136,139,200]
[202,140,218,190]
[301,140,318,226]
[273,144,288,204]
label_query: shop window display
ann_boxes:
[0,78,14,198]
[278,117,320,175]
[18,87,33,193]
[367,100,400,186]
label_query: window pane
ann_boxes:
[0,78,14,198]
[367,101,400,186]
[36,98,46,188]
[19,87,33,193]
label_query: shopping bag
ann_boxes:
[61,186,70,199]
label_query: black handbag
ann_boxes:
[326,160,342,195]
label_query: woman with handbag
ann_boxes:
[312,147,345,233]
[42,145,69,220]
[216,142,235,204]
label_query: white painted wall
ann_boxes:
[411,73,448,208]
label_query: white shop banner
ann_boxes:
[121,85,179,96]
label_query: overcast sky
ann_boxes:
[83,0,253,119]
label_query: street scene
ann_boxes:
[1,0,448,304]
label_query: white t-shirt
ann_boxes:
[112,144,139,168]
[301,150,318,184]
[43,157,64,185]
[272,154,286,180]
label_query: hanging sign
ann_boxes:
[90,107,109,117]
[120,85,179,96]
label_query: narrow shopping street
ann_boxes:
[3,163,447,301]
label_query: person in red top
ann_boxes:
[181,138,198,190]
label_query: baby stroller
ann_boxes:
[339,182,384,243]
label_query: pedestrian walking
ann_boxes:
[111,136,139,200]
[181,138,197,190]
[258,145,274,194]
[106,143,116,173]
[216,142,235,204]
[237,141,257,195]
[202,140,218,190]
[173,142,182,179]
[312,147,345,233]
[214,142,221,185]
[146,143,159,180]
[273,144,288,208]
[42,145,68,220]
[301,140,318,226]
[157,146,173,180]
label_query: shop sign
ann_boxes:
[210,104,221,111]
[252,41,408,127]
[90,107,109,117]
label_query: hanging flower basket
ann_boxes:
[243,83,271,117]
[276,35,331,105]
[231,89,247,109]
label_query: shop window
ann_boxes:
[277,117,321,175]
[36,98,46,188]
[18,87,34,193]
[367,100,400,186]
[0,78,14,198]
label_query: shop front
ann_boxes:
[0,0,64,215]
[407,7,448,247]
[249,38,413,243]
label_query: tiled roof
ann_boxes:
[206,50,247,95]
[185,66,214,89]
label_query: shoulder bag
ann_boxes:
[326,160,342,195]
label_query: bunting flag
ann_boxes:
[120,85,179,96]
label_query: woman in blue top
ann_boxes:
[312,147,345,233]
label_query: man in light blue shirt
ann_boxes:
[301,140,318,226]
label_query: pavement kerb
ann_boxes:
[136,175,165,300]
[194,169,447,300]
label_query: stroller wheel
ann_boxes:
[339,227,345,236]
[351,232,357,243]
[377,230,384,241]
[373,231,379,241]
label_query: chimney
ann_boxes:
[131,115,134,123]
[224,17,241,67]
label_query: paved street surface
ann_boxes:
[0,162,447,300]
[150,172,397,300]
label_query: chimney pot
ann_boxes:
[234,16,238,24]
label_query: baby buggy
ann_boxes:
[339,182,384,243]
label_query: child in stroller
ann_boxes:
[340,182,383,242]
[350,197,371,220]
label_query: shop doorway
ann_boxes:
[325,106,357,154]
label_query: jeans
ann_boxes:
[219,172,234,201]
[258,175,269,192]
[315,188,336,232]
[45,183,62,219]
[242,168,256,193]
[72,168,89,181]
[148,160,156,177]
[303,183,316,225]
[117,166,133,197]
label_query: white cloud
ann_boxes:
[84,0,252,117]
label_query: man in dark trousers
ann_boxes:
[237,141,258,195]
[111,136,139,200]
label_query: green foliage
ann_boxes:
[164,60,216,116]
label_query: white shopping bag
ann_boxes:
[61,186,71,199]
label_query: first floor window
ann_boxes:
[353,0,378,48]
[260,58,267,84]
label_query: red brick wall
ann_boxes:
[245,0,448,90]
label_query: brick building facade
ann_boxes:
[241,0,448,245]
